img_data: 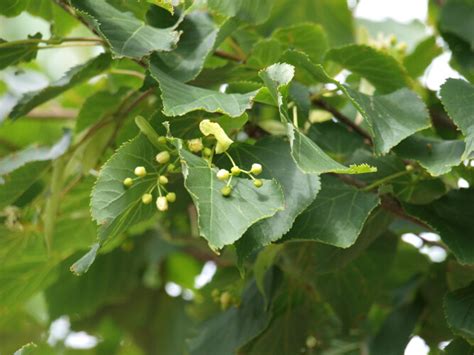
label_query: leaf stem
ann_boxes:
[0,37,104,49]
[361,170,411,192]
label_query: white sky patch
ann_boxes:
[420,245,448,263]
[65,332,99,349]
[355,0,427,22]
[165,282,182,297]
[194,261,217,289]
[458,178,470,189]
[405,336,430,355]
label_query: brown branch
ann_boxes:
[312,97,373,144]
[213,49,245,63]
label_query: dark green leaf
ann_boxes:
[283,175,380,248]
[326,44,410,94]
[0,33,42,70]
[444,282,474,343]
[231,138,320,262]
[404,188,474,265]
[179,148,284,250]
[207,0,274,25]
[440,0,474,50]
[404,36,443,78]
[70,0,180,58]
[440,79,474,160]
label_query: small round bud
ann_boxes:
[231,166,241,176]
[158,136,167,145]
[405,164,414,171]
[134,166,147,177]
[253,179,263,188]
[250,163,263,175]
[221,185,232,197]
[306,335,317,349]
[158,175,169,185]
[188,138,203,153]
[203,147,212,157]
[216,169,230,181]
[156,151,170,164]
[156,196,169,211]
[220,291,231,310]
[142,193,153,204]
[167,163,176,172]
[166,192,176,203]
[123,177,133,187]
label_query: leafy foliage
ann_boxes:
[1,0,474,354]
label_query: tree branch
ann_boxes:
[312,97,373,144]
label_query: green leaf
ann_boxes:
[9,53,111,119]
[207,0,274,25]
[0,33,42,70]
[151,12,219,82]
[14,343,37,355]
[246,38,284,69]
[0,131,72,209]
[288,124,376,175]
[231,138,320,261]
[70,0,180,59]
[404,36,443,78]
[179,148,284,250]
[189,280,273,355]
[150,64,259,117]
[345,87,431,155]
[444,282,474,343]
[326,44,410,94]
[258,62,375,175]
[272,23,329,64]
[88,132,160,268]
[0,0,29,17]
[394,135,465,176]
[444,337,474,354]
[440,0,474,50]
[76,89,129,133]
[283,175,380,247]
[369,300,424,355]
[280,209,393,276]
[440,79,474,160]
[317,232,398,327]
[404,188,474,265]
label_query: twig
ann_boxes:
[214,49,244,62]
[312,97,373,144]
[27,108,77,120]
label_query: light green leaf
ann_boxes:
[258,61,375,175]
[9,53,111,119]
[404,188,474,265]
[150,64,259,117]
[283,175,380,248]
[151,12,219,82]
[246,38,284,69]
[440,79,474,160]
[76,88,129,133]
[179,148,284,250]
[404,36,443,78]
[272,23,329,64]
[0,33,42,70]
[326,44,410,93]
[232,138,320,262]
[288,124,376,175]
[207,0,274,25]
[444,282,474,343]
[394,135,465,176]
[70,0,180,59]
[14,343,37,355]
[0,131,72,209]
[345,87,431,155]
[199,119,233,154]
